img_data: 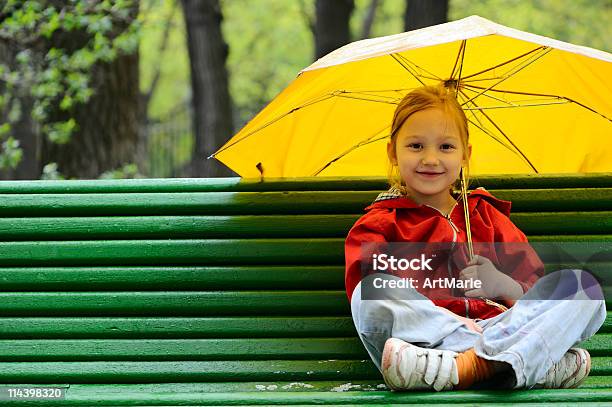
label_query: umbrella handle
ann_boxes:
[460,167,474,261]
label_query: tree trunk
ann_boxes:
[181,0,234,178]
[404,0,448,32]
[40,5,140,179]
[0,40,41,180]
[314,0,354,60]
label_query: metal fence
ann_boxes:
[145,102,194,178]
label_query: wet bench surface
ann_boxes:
[0,174,609,406]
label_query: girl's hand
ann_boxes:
[458,255,523,301]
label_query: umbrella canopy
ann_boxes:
[211,15,612,178]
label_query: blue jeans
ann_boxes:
[350,270,606,388]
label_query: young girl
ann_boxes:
[345,85,606,391]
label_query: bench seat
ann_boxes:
[0,173,609,405]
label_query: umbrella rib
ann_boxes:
[312,131,390,176]
[209,93,336,158]
[450,40,467,81]
[463,101,571,110]
[390,54,426,86]
[463,84,612,121]
[457,90,518,152]
[461,47,552,107]
[396,53,444,81]
[462,92,539,173]
[390,54,443,83]
[460,46,548,80]
[335,93,399,105]
[460,85,518,107]
[466,117,517,151]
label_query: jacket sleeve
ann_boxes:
[486,204,545,295]
[345,210,391,302]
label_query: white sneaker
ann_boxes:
[534,348,591,389]
[381,337,459,391]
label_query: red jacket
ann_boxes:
[345,188,544,319]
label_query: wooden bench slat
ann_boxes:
[0,173,610,194]
[0,291,351,316]
[0,264,606,291]
[0,317,358,338]
[2,378,608,396]
[0,313,608,338]
[1,291,609,316]
[0,338,367,361]
[0,386,609,406]
[0,188,609,216]
[0,266,345,290]
[0,238,610,266]
[0,239,344,266]
[0,212,610,240]
[0,335,606,361]
[0,358,608,384]
[9,378,605,396]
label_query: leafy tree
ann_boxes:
[0,0,140,179]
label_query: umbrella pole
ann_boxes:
[460,167,474,261]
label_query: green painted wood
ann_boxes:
[0,360,376,383]
[0,335,606,361]
[512,212,612,235]
[0,291,608,317]
[0,192,374,216]
[580,335,612,356]
[0,338,368,361]
[0,239,345,266]
[0,263,605,291]
[0,266,345,290]
[0,188,609,216]
[0,384,610,407]
[526,236,612,242]
[0,312,608,339]
[0,378,606,398]
[0,239,611,267]
[0,215,360,239]
[0,173,610,194]
[0,176,608,402]
[0,358,607,384]
[0,317,358,339]
[0,291,350,316]
[492,188,612,212]
[3,382,609,407]
[0,212,610,240]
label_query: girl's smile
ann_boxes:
[388,108,471,211]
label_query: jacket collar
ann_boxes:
[365,187,512,217]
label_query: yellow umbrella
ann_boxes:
[211,15,611,178]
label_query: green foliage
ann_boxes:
[0,136,22,169]
[450,0,611,53]
[99,163,143,179]
[139,0,188,119]
[40,162,64,180]
[0,0,140,172]
[222,0,314,129]
[138,0,609,178]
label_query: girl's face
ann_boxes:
[387,108,471,205]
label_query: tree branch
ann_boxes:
[360,0,379,39]
[142,0,178,112]
[298,0,315,36]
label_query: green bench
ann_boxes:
[0,174,609,405]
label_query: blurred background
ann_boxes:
[0,0,609,180]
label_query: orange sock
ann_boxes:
[455,348,495,389]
